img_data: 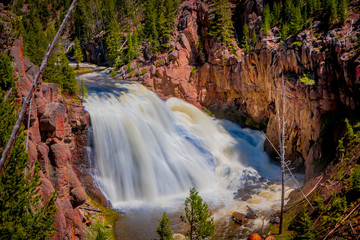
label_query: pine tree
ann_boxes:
[338,0,348,24]
[242,24,250,54]
[293,209,318,240]
[80,78,88,101]
[106,23,124,68]
[22,15,47,66]
[74,37,82,69]
[271,2,282,26]
[208,0,234,46]
[144,0,159,50]
[281,24,289,40]
[306,0,314,17]
[252,30,257,46]
[289,6,302,35]
[0,52,15,91]
[59,48,78,95]
[262,3,271,35]
[156,212,173,240]
[180,188,215,240]
[157,5,172,50]
[43,43,78,95]
[0,95,57,239]
[328,0,338,24]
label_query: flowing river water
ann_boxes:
[81,69,294,239]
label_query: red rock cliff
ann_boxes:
[137,0,360,181]
[10,38,97,240]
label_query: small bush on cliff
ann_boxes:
[299,73,315,85]
[180,188,215,240]
[157,212,173,240]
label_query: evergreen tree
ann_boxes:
[157,5,172,50]
[328,0,338,24]
[208,0,234,46]
[0,95,57,239]
[289,6,302,35]
[252,30,257,46]
[0,52,15,91]
[306,0,314,17]
[242,24,250,54]
[74,37,83,69]
[144,0,159,50]
[262,3,271,35]
[80,78,88,101]
[59,48,78,95]
[106,23,124,68]
[180,188,215,240]
[271,2,282,26]
[292,209,318,240]
[43,43,78,95]
[22,15,47,66]
[156,212,173,240]
[338,0,348,23]
[281,24,289,40]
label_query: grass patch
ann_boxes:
[84,195,119,240]
[74,68,93,74]
[201,107,213,116]
[134,69,147,77]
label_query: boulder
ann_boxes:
[40,102,67,140]
[232,212,248,225]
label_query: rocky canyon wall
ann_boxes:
[10,38,101,240]
[140,0,360,181]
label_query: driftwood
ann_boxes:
[78,206,103,213]
[4,88,12,99]
[323,201,360,240]
[0,0,78,173]
[247,205,259,219]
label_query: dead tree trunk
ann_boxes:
[278,75,286,235]
[0,0,78,174]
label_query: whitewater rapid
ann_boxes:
[84,83,282,209]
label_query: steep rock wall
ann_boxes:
[10,38,99,240]
[141,0,360,181]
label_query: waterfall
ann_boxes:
[84,83,280,208]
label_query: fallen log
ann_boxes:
[78,206,103,213]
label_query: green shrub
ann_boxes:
[135,69,147,77]
[156,212,173,240]
[0,53,15,91]
[191,66,197,75]
[352,167,360,193]
[292,208,318,240]
[292,41,302,47]
[299,73,315,85]
[155,59,165,67]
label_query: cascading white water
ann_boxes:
[84,83,281,209]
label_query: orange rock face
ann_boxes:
[10,38,95,240]
[141,0,359,182]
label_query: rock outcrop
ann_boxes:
[136,0,360,181]
[10,38,95,240]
